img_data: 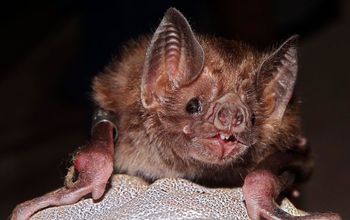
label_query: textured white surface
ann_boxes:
[31,174,307,220]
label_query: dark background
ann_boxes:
[1,0,349,219]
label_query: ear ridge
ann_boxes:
[258,35,299,121]
[141,8,204,109]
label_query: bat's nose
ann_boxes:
[217,105,230,126]
[209,93,248,133]
[216,104,245,131]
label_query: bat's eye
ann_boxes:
[186,97,202,114]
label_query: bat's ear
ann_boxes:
[257,35,298,121]
[141,8,205,109]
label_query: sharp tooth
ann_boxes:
[220,134,231,141]
[220,134,226,140]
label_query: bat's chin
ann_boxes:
[190,133,249,164]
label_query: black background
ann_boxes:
[1,0,349,219]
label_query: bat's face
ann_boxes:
[156,62,258,164]
[141,9,298,165]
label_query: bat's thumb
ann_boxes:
[92,183,106,200]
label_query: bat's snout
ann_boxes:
[216,104,244,128]
[214,104,247,134]
[212,93,249,134]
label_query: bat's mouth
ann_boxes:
[201,132,247,159]
[213,133,246,146]
[216,133,237,143]
[183,123,249,162]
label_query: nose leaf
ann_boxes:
[233,110,243,127]
[218,106,231,126]
[215,105,245,132]
[212,93,248,133]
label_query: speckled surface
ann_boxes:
[31,175,307,220]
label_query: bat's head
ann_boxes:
[141,8,299,165]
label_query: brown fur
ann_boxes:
[92,34,303,187]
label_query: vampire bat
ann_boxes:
[11,8,341,220]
